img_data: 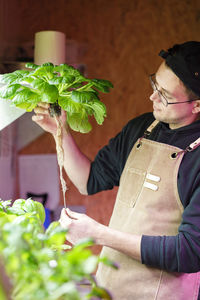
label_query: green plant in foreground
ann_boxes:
[0,62,113,133]
[0,199,117,300]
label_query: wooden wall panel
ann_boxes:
[2,0,200,252]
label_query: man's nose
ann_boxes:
[149,90,161,102]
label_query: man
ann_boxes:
[33,41,200,299]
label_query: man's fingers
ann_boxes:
[34,107,49,115]
[37,102,50,108]
[33,102,50,116]
[61,208,66,214]
[59,208,72,228]
[66,208,82,220]
[32,115,44,122]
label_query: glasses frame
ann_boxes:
[149,73,198,107]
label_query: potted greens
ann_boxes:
[0,198,116,300]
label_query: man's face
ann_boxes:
[150,62,199,129]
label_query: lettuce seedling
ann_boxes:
[0,62,113,133]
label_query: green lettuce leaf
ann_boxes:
[25,62,39,70]
[0,84,21,99]
[90,99,107,124]
[67,111,92,133]
[0,70,30,84]
[31,65,55,79]
[12,89,40,111]
[54,64,80,76]
[91,78,113,93]
[71,91,99,103]
[31,78,58,103]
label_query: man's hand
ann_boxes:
[59,208,142,262]
[59,208,104,244]
[32,102,67,136]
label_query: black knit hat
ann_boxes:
[159,41,200,97]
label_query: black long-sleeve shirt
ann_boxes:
[87,112,200,274]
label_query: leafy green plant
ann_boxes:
[0,62,113,133]
[0,63,113,208]
[0,199,116,300]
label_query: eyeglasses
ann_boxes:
[149,73,198,107]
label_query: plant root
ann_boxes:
[54,115,67,209]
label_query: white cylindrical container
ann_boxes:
[34,30,66,65]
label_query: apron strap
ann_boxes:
[137,120,159,145]
[143,120,159,138]
[185,137,200,152]
[144,121,200,153]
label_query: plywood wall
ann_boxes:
[1,0,200,252]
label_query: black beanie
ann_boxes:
[159,41,200,97]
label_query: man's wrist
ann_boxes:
[95,223,110,246]
[95,225,142,261]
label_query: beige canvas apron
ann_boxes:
[96,121,200,300]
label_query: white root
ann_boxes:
[54,116,67,209]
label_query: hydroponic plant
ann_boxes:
[0,63,113,208]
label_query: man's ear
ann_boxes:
[192,100,200,114]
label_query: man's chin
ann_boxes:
[153,111,167,123]
[153,111,161,121]
[153,111,171,125]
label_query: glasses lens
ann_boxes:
[149,74,168,107]
[150,75,156,91]
[158,91,168,106]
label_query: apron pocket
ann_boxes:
[118,167,146,207]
